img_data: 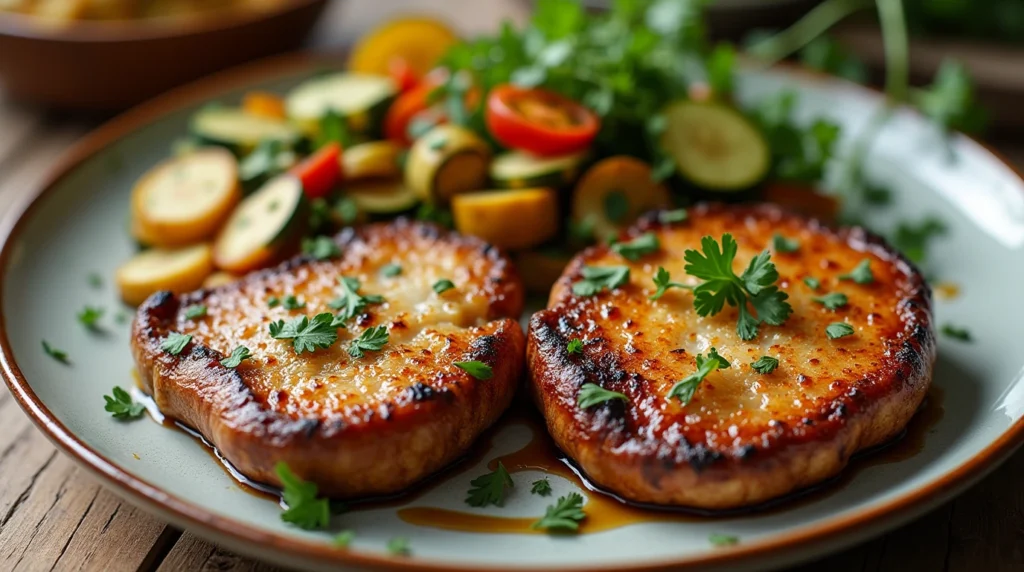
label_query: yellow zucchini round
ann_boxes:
[131,148,242,247]
[570,156,672,242]
[116,244,214,306]
[342,141,403,182]
[451,188,559,251]
[347,17,459,77]
[202,271,241,289]
[405,124,490,204]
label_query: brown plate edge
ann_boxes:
[0,49,1023,572]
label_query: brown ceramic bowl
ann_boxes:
[0,0,329,110]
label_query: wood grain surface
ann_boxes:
[1,1,1022,571]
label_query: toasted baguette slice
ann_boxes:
[528,203,935,510]
[132,220,525,498]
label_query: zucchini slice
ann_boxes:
[570,156,672,242]
[342,141,403,182]
[452,188,559,251]
[344,180,419,215]
[116,244,214,306]
[191,107,302,154]
[285,73,397,136]
[131,147,242,247]
[213,174,307,273]
[489,150,587,189]
[660,100,770,192]
[405,124,491,204]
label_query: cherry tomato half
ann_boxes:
[384,69,449,145]
[485,85,600,156]
[388,57,421,94]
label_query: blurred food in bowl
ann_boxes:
[1,0,290,22]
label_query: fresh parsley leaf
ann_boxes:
[87,273,103,288]
[42,340,70,364]
[839,259,874,284]
[566,339,584,354]
[386,536,411,556]
[751,356,779,374]
[269,313,339,354]
[160,332,192,355]
[220,346,251,368]
[611,232,660,261]
[751,91,842,184]
[283,295,306,310]
[913,60,985,134]
[267,296,281,308]
[183,304,207,320]
[670,348,730,405]
[455,361,493,380]
[465,462,514,507]
[572,265,630,297]
[329,277,384,323]
[709,533,739,547]
[333,530,355,548]
[706,43,736,97]
[433,279,456,294]
[892,217,947,264]
[317,109,354,148]
[531,478,552,497]
[380,263,402,278]
[532,492,586,532]
[812,292,848,310]
[347,325,389,358]
[684,234,792,340]
[577,383,628,409]
[77,306,104,329]
[334,197,360,226]
[302,236,341,261]
[103,386,145,419]
[803,276,821,290]
[941,323,972,342]
[658,209,688,224]
[276,462,330,530]
[649,266,689,301]
[826,322,855,339]
[772,233,800,253]
[603,190,629,223]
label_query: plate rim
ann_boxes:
[1,49,1023,572]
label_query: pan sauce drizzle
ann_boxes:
[133,371,944,535]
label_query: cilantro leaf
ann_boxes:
[670,348,730,405]
[77,306,104,330]
[455,360,493,380]
[347,325,389,358]
[649,266,689,301]
[275,462,330,530]
[387,537,411,556]
[282,295,306,310]
[465,461,514,507]
[532,492,586,532]
[333,530,355,548]
[941,323,971,342]
[270,313,339,354]
[380,263,402,278]
[772,233,800,253]
[183,304,207,320]
[566,339,584,354]
[839,259,874,284]
[160,332,192,355]
[267,296,281,308]
[220,346,252,368]
[750,356,779,374]
[433,279,456,294]
[302,236,341,261]
[611,232,660,261]
[803,276,821,290]
[577,383,628,409]
[531,478,552,497]
[812,292,848,310]
[42,340,70,364]
[572,265,630,297]
[892,217,947,264]
[103,386,145,420]
[709,533,739,547]
[826,322,855,339]
[329,277,384,323]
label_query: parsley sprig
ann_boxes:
[42,340,70,364]
[270,313,339,354]
[577,383,628,409]
[276,462,330,530]
[455,361,493,380]
[301,236,341,260]
[610,232,660,261]
[347,325,389,358]
[670,348,730,405]
[78,306,104,330]
[751,356,780,374]
[572,266,630,297]
[532,493,586,532]
[531,478,552,497]
[649,267,690,301]
[104,386,145,420]
[329,277,384,323]
[465,462,514,507]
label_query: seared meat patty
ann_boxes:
[132,220,525,498]
[528,204,935,510]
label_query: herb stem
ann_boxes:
[876,0,909,103]
[747,0,872,66]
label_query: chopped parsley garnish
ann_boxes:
[183,304,207,320]
[220,346,252,368]
[267,296,281,308]
[649,266,689,300]
[333,530,355,548]
[160,332,192,355]
[941,323,972,342]
[577,383,628,409]
[103,386,145,420]
[532,493,586,532]
[87,273,103,288]
[772,233,800,253]
[465,462,514,507]
[380,263,402,277]
[276,462,330,530]
[115,311,130,325]
[803,276,821,290]
[387,536,411,556]
[455,361,493,380]
[826,322,855,339]
[531,478,552,497]
[610,232,660,261]
[750,356,779,374]
[709,533,739,547]
[683,234,792,341]
[839,259,874,284]
[334,197,360,226]
[670,348,730,405]
[432,279,456,294]
[566,339,584,354]
[269,313,339,354]
[572,265,630,297]
[301,235,341,260]
[347,325,389,358]
[812,292,848,310]
[282,295,306,310]
[329,277,384,323]
[603,190,629,223]
[42,340,70,364]
[658,209,688,224]
[893,217,947,264]
[77,306,104,330]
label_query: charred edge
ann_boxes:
[469,335,500,359]
[406,382,437,403]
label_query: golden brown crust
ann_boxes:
[527,203,935,510]
[132,219,525,498]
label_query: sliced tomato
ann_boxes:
[290,142,342,199]
[384,70,448,146]
[485,85,599,156]
[388,58,421,94]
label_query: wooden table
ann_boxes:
[1,1,1023,571]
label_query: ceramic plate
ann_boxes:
[3,53,1024,572]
